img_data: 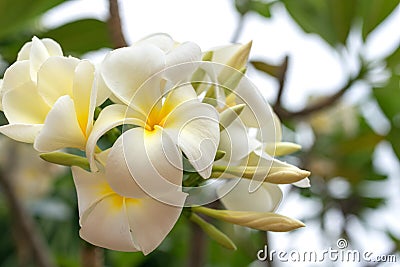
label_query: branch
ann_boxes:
[0,145,55,267]
[107,0,128,48]
[231,14,246,43]
[187,221,207,267]
[274,55,289,109]
[275,69,365,120]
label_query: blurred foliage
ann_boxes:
[0,0,399,266]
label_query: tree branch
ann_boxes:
[231,14,246,43]
[275,69,365,120]
[0,145,55,267]
[107,0,128,48]
[187,221,207,267]
[273,55,289,109]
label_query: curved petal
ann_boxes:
[71,166,115,219]
[106,127,183,204]
[34,95,86,152]
[136,33,174,52]
[126,190,187,255]
[100,45,165,109]
[0,124,43,143]
[3,81,50,124]
[217,178,282,212]
[219,118,261,163]
[95,70,112,106]
[37,56,80,106]
[72,60,96,136]
[1,61,32,92]
[292,178,311,188]
[86,104,146,171]
[234,78,278,143]
[163,100,219,178]
[80,194,139,252]
[163,42,202,83]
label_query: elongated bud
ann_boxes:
[40,152,90,171]
[192,206,305,232]
[190,213,237,250]
[192,51,214,92]
[264,142,302,157]
[219,41,252,83]
[219,103,246,131]
[211,165,310,184]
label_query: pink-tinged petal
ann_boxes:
[3,81,50,124]
[106,127,183,203]
[37,56,80,106]
[86,104,146,171]
[0,124,43,143]
[1,61,32,92]
[126,190,187,255]
[72,60,96,136]
[79,194,139,252]
[217,178,282,212]
[100,45,165,110]
[34,95,86,152]
[163,100,219,178]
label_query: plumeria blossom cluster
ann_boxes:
[0,34,310,254]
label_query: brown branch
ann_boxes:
[274,55,289,109]
[186,221,207,267]
[275,69,365,120]
[107,0,128,48]
[0,145,55,267]
[81,243,104,267]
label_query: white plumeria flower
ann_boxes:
[71,165,187,255]
[86,34,220,203]
[0,37,109,149]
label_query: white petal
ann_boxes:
[86,104,146,171]
[217,178,282,212]
[106,127,184,203]
[95,70,112,106]
[34,95,86,152]
[219,118,261,163]
[100,45,165,109]
[72,60,96,136]
[3,81,50,124]
[126,191,187,255]
[71,167,138,252]
[41,38,63,57]
[136,33,174,52]
[1,61,32,92]
[37,56,80,106]
[0,124,43,143]
[235,78,278,143]
[292,178,311,188]
[163,101,219,178]
[71,166,115,219]
[80,195,139,252]
[163,42,202,82]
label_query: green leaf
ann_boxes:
[357,0,399,40]
[282,0,357,47]
[251,60,282,79]
[249,0,272,18]
[41,19,112,56]
[373,76,400,122]
[0,0,65,39]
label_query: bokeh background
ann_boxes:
[0,0,399,266]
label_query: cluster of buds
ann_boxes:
[0,34,310,254]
